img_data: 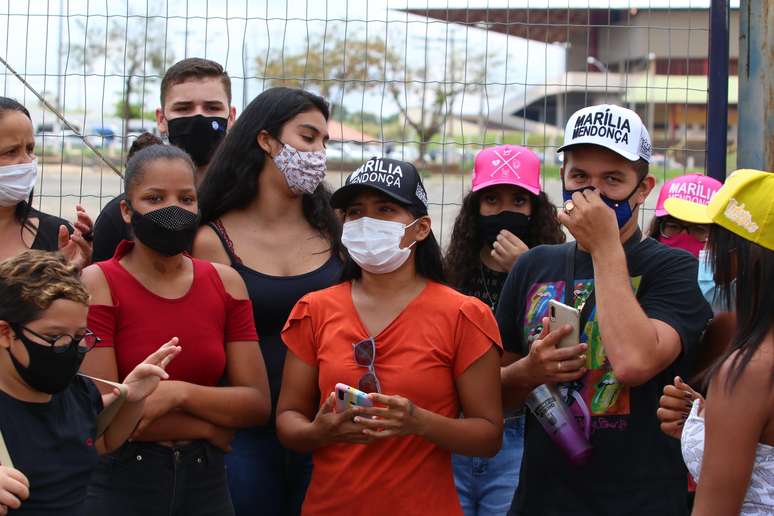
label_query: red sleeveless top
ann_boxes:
[87,240,258,385]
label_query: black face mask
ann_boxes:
[130,205,200,256]
[8,328,85,395]
[167,115,227,167]
[478,211,532,248]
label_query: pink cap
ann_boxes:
[655,174,723,217]
[471,145,541,195]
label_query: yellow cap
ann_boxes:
[663,197,714,224]
[706,169,774,251]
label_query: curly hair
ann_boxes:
[445,189,565,291]
[0,250,89,325]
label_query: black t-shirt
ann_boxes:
[0,375,103,515]
[461,264,509,312]
[91,194,129,263]
[28,209,72,252]
[497,235,712,516]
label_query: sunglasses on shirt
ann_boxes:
[353,337,381,394]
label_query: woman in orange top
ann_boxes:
[277,157,503,516]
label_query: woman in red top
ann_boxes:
[78,144,270,516]
[277,157,503,516]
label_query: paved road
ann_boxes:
[35,164,659,249]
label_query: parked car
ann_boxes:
[92,126,116,147]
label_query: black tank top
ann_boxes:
[29,208,73,251]
[208,221,343,429]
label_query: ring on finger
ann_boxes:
[557,361,563,371]
[563,200,575,213]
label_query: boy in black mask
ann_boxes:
[91,58,235,262]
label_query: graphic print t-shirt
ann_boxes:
[497,237,712,516]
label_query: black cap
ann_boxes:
[330,157,429,215]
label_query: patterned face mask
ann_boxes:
[272,143,327,195]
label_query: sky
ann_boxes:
[0,0,734,132]
[0,0,568,131]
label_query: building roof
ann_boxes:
[498,71,737,127]
[400,4,738,44]
[327,120,377,143]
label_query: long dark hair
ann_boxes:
[0,97,34,236]
[340,202,446,284]
[198,87,340,255]
[445,188,565,291]
[705,225,774,390]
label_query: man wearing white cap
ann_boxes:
[497,105,712,515]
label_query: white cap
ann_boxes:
[557,104,652,163]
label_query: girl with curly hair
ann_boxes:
[445,144,564,516]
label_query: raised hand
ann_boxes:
[57,205,94,270]
[657,376,704,439]
[122,337,182,403]
[491,230,530,272]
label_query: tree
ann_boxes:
[386,41,497,164]
[256,28,496,165]
[74,10,171,152]
[255,29,391,115]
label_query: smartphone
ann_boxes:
[335,383,374,413]
[548,299,580,349]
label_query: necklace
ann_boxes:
[479,263,496,311]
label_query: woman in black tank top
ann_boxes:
[194,87,342,516]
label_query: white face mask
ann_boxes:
[272,143,327,195]
[0,159,37,207]
[342,216,419,274]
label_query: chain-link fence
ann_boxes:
[0,0,737,245]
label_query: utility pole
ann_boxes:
[705,0,730,181]
[56,0,63,112]
[737,0,774,171]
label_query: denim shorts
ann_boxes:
[452,415,525,516]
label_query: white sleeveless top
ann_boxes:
[681,399,774,515]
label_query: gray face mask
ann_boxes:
[272,143,327,195]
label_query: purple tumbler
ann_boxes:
[525,384,592,465]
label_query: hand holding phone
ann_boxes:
[335,383,374,413]
[548,300,580,349]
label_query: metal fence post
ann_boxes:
[737,0,774,172]
[705,0,730,182]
